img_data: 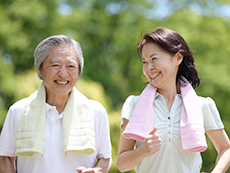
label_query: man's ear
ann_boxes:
[38,70,42,79]
[175,52,183,65]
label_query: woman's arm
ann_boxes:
[116,119,161,172]
[206,129,230,173]
[0,156,16,173]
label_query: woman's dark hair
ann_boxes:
[137,28,200,89]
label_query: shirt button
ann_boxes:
[168,131,171,134]
[169,138,171,142]
[55,121,58,125]
[169,124,171,127]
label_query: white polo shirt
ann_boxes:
[121,93,224,173]
[0,98,111,173]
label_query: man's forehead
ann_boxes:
[49,59,78,64]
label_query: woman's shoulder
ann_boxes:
[123,95,140,106]
[197,96,224,130]
[197,96,217,110]
[121,95,140,121]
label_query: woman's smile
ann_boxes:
[149,72,161,80]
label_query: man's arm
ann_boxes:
[0,156,16,173]
[76,157,112,173]
[94,157,112,173]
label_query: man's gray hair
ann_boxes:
[34,35,84,80]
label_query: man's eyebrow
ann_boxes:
[49,59,60,64]
[49,59,78,65]
[68,60,78,65]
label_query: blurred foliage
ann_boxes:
[1,0,230,172]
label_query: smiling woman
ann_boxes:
[141,42,183,97]
[116,28,230,173]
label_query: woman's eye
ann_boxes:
[152,57,157,61]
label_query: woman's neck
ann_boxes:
[157,86,178,111]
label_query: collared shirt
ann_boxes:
[0,98,111,173]
[121,93,224,173]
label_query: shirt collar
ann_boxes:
[45,103,64,119]
[45,103,56,113]
[155,91,182,100]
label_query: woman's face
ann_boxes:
[141,42,182,91]
[38,45,79,101]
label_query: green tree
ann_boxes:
[1,0,230,172]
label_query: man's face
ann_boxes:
[38,45,79,102]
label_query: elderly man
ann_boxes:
[0,35,112,173]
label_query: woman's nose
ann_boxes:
[148,62,154,71]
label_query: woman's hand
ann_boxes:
[139,126,162,157]
[116,123,161,172]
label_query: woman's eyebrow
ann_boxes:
[149,53,157,58]
[142,53,157,60]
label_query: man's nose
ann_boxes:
[58,67,68,77]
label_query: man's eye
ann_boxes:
[68,65,77,68]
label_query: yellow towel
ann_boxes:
[16,82,95,157]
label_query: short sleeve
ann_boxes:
[120,95,139,128]
[0,109,18,156]
[90,100,111,159]
[0,99,26,157]
[199,97,224,131]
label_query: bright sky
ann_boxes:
[57,0,230,21]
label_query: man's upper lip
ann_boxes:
[55,80,69,84]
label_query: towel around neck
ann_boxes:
[123,78,207,152]
[16,82,95,157]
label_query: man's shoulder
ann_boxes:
[88,99,106,111]
[10,98,29,111]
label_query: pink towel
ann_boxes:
[123,78,207,152]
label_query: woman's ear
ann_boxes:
[175,52,183,65]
